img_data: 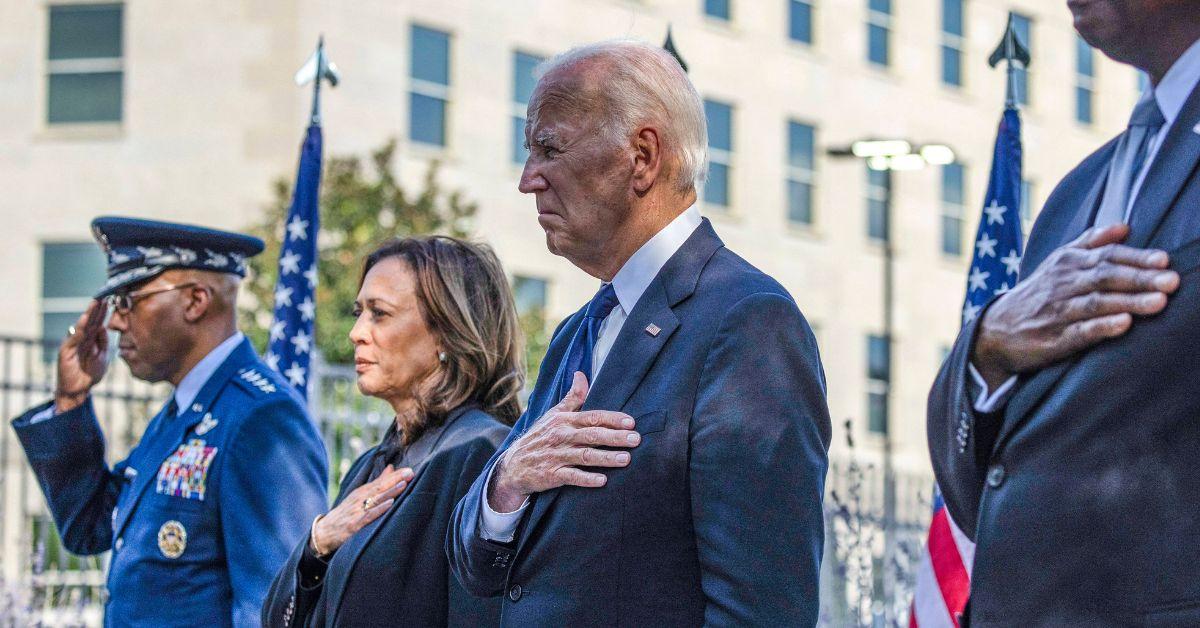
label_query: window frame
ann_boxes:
[46,2,125,125]
[866,0,892,67]
[704,98,735,210]
[941,162,967,257]
[786,119,817,226]
[409,24,452,148]
[940,0,965,87]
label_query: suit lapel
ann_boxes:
[113,340,257,537]
[518,219,724,547]
[1126,82,1200,249]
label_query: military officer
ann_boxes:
[11,216,328,627]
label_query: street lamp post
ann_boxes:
[827,138,954,622]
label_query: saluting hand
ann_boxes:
[311,465,414,557]
[973,223,1180,389]
[55,300,110,413]
[488,371,641,514]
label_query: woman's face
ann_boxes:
[350,257,441,410]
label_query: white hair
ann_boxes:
[536,39,708,193]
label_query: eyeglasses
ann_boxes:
[105,282,198,315]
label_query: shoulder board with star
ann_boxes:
[232,367,284,397]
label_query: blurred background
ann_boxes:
[0,0,1140,625]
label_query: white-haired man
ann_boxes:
[447,40,832,626]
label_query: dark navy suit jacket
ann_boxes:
[929,81,1200,625]
[262,407,506,627]
[11,338,328,627]
[448,219,832,626]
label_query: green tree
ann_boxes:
[241,139,477,364]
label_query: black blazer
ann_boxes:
[263,406,507,627]
[929,79,1200,625]
[448,220,831,626]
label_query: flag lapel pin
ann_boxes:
[645,323,661,337]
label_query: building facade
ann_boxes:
[0,0,1138,596]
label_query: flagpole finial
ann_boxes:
[988,14,1031,109]
[663,24,689,73]
[295,35,341,126]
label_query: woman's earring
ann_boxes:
[438,351,447,363]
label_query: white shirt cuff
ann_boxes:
[968,363,1018,413]
[28,405,60,425]
[478,464,527,543]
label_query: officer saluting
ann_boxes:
[11,217,328,627]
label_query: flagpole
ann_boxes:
[311,36,324,125]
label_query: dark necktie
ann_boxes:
[1094,95,1167,227]
[549,283,620,411]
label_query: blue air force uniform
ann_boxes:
[11,217,328,627]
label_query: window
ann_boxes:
[47,4,123,124]
[786,121,816,225]
[866,166,890,241]
[705,100,734,208]
[866,334,890,434]
[410,25,450,147]
[1010,13,1032,106]
[512,51,544,164]
[705,0,731,21]
[1020,178,1034,225]
[867,0,892,67]
[942,162,966,256]
[512,275,549,389]
[42,243,107,345]
[1076,35,1095,125]
[789,0,814,45]
[941,0,965,87]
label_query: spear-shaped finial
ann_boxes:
[663,24,688,73]
[988,14,1031,109]
[294,35,341,126]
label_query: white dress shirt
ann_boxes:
[29,331,245,424]
[970,36,1200,413]
[479,205,703,541]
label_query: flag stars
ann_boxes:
[968,266,991,292]
[283,362,307,387]
[274,286,294,308]
[279,250,301,275]
[290,329,312,355]
[286,216,310,241]
[304,264,318,289]
[984,200,1007,225]
[963,302,982,324]
[269,320,287,342]
[265,352,281,372]
[298,297,315,322]
[975,233,998,258]
[1001,250,1022,276]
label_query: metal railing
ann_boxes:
[0,336,934,627]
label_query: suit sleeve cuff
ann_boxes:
[479,465,527,543]
[967,362,1018,413]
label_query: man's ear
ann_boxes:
[182,284,213,323]
[631,126,664,195]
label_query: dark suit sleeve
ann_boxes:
[11,398,123,556]
[689,292,832,626]
[445,426,524,598]
[222,398,328,628]
[926,306,1008,540]
[446,428,508,623]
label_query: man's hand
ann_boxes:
[55,300,110,413]
[487,372,640,513]
[973,223,1179,389]
[311,465,413,557]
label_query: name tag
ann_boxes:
[156,439,218,501]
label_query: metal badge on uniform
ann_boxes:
[645,323,661,337]
[194,413,218,436]
[156,439,218,501]
[157,520,187,559]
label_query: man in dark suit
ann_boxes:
[928,3,1200,625]
[447,40,831,626]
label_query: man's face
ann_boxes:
[518,69,634,272]
[1068,0,1164,63]
[105,272,193,383]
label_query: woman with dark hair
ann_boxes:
[263,236,522,627]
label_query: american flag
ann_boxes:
[266,123,322,395]
[911,107,1023,627]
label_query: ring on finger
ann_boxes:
[363,495,375,509]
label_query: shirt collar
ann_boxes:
[1149,35,1200,129]
[607,204,702,315]
[173,331,245,416]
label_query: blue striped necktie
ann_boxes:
[1094,94,1167,227]
[550,283,620,409]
